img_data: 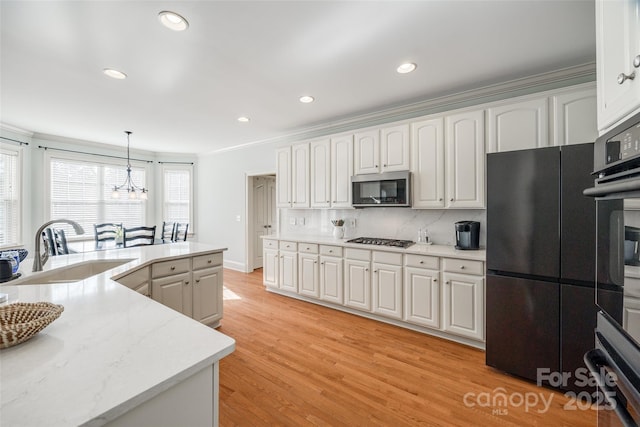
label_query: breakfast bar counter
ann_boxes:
[0,242,235,427]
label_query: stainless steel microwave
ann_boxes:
[351,171,411,207]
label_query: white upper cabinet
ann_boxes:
[354,124,409,175]
[486,97,549,153]
[411,117,445,208]
[596,0,640,132]
[291,143,310,208]
[551,85,598,146]
[354,129,380,175]
[310,139,331,208]
[330,134,353,208]
[276,146,291,208]
[380,124,410,172]
[445,109,485,208]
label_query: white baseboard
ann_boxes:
[223,260,246,272]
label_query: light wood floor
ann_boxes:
[217,269,596,426]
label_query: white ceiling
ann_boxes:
[0,0,596,154]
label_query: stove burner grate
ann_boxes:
[346,237,415,248]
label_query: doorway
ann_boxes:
[247,174,276,271]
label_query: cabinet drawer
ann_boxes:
[345,248,371,261]
[626,276,640,299]
[115,266,150,289]
[279,241,297,251]
[320,245,343,257]
[442,258,484,275]
[298,243,319,254]
[152,257,190,278]
[373,251,402,265]
[405,254,439,270]
[263,239,278,249]
[193,252,223,270]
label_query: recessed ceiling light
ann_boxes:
[237,116,250,123]
[396,62,417,74]
[158,11,189,31]
[103,68,127,79]
[299,95,315,104]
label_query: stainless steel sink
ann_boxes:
[14,259,134,285]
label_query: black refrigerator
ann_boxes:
[486,143,604,392]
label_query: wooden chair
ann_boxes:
[52,228,70,255]
[94,223,122,249]
[123,226,156,248]
[161,221,176,243]
[41,228,56,256]
[173,223,189,242]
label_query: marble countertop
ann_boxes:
[0,242,235,426]
[263,234,486,261]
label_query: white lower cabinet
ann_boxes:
[344,248,372,311]
[319,245,344,304]
[404,254,441,328]
[151,252,225,327]
[442,266,484,341]
[372,251,403,319]
[279,241,298,292]
[114,266,151,297]
[263,248,279,288]
[263,240,485,345]
[298,252,320,298]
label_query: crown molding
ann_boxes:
[207,62,596,155]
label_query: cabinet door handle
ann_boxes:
[634,55,640,68]
[617,71,636,84]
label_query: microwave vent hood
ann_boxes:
[351,171,411,207]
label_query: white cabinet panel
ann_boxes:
[442,272,484,341]
[298,253,320,298]
[372,262,403,319]
[381,124,410,172]
[276,147,291,207]
[445,109,485,208]
[486,97,549,153]
[331,135,353,208]
[291,143,310,208]
[596,0,640,131]
[310,139,331,208]
[192,266,223,325]
[624,297,640,343]
[263,249,279,288]
[552,86,598,146]
[404,267,440,328]
[354,130,380,175]
[320,256,343,304]
[411,118,445,208]
[279,250,298,292]
[344,258,371,311]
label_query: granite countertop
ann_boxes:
[262,234,486,261]
[0,242,235,426]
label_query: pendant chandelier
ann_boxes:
[111,131,148,200]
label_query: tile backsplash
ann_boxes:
[280,208,486,247]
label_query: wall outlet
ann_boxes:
[235,214,241,222]
[289,217,297,225]
[348,218,356,228]
[298,217,305,225]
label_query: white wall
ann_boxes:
[196,143,277,271]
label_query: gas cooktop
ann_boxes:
[346,237,415,248]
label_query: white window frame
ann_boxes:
[0,145,22,248]
[44,150,153,239]
[161,163,193,234]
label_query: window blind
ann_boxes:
[0,149,20,246]
[163,167,191,226]
[50,157,147,236]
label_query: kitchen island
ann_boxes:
[0,242,235,427]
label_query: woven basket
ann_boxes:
[0,302,64,349]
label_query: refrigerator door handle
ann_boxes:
[584,348,637,427]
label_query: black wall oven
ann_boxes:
[585,112,640,427]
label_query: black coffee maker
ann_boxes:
[455,221,480,250]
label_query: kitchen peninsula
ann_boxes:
[0,242,234,427]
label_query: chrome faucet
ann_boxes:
[33,219,85,272]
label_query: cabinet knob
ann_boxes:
[460,265,465,270]
[383,164,387,167]
[185,281,190,285]
[314,261,318,264]
[634,55,640,68]
[617,71,636,85]
[329,250,333,253]
[433,279,437,282]
[171,266,176,270]
[439,198,443,201]
[207,259,212,264]
[373,270,378,273]
[446,280,450,284]
[419,260,424,264]
[196,279,200,283]
[365,268,369,272]
[321,262,325,265]
[375,165,378,168]
[450,198,454,202]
